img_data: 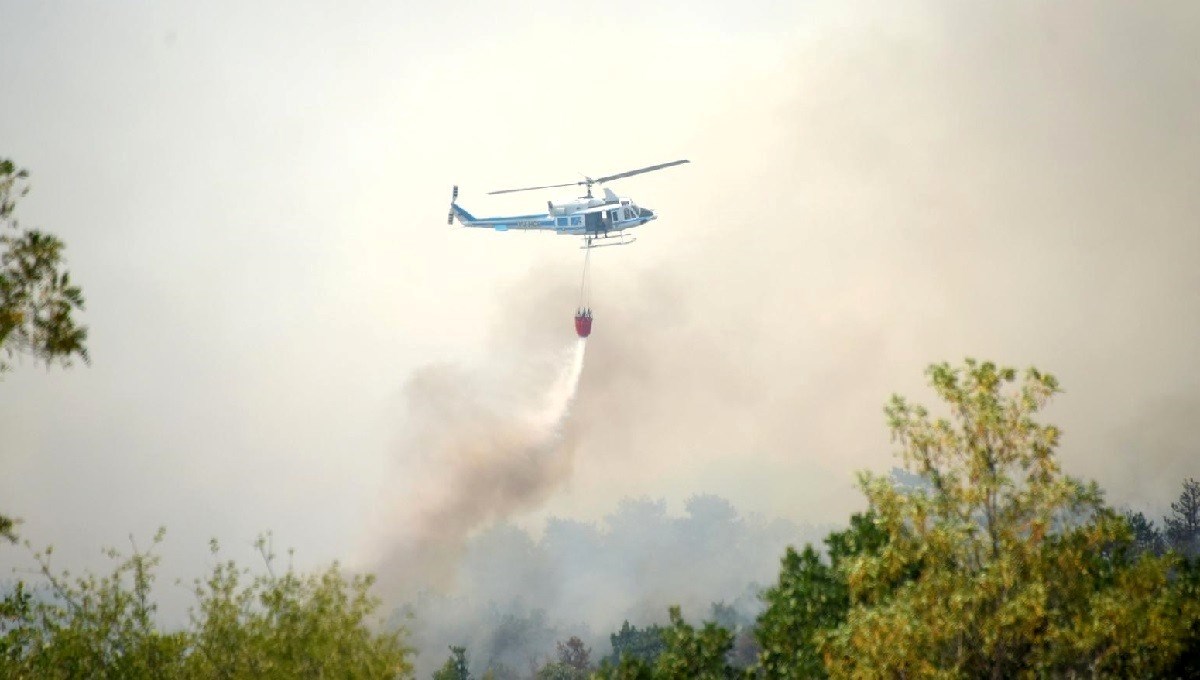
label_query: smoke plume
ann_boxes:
[374,339,587,598]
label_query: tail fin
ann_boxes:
[447,186,479,225]
[450,203,477,224]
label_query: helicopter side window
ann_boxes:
[570,216,581,226]
[556,217,568,227]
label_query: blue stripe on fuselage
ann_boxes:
[453,204,549,226]
[454,205,656,233]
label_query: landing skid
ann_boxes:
[582,232,637,249]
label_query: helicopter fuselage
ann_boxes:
[450,187,656,236]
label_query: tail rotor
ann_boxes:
[446,185,459,225]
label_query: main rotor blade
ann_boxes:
[487,181,581,195]
[485,159,688,195]
[592,159,690,185]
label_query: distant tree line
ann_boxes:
[396,493,796,678]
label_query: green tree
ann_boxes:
[1165,481,1200,676]
[651,606,735,679]
[556,635,591,670]
[185,534,411,678]
[0,515,18,544]
[0,531,412,679]
[535,662,586,680]
[593,653,654,680]
[0,529,188,679]
[596,608,736,680]
[821,359,1199,678]
[1165,477,1200,557]
[536,635,592,679]
[755,512,887,679]
[709,602,757,669]
[1123,509,1165,556]
[433,646,471,680]
[0,159,88,373]
[1168,557,1200,677]
[535,638,590,680]
[1,159,89,545]
[605,620,666,667]
[479,608,555,678]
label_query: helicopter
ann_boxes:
[447,160,689,248]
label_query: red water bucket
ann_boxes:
[574,309,593,338]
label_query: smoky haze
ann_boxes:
[396,496,823,677]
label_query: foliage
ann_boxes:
[652,606,736,679]
[1165,477,1200,557]
[433,645,471,680]
[556,635,591,669]
[709,602,757,669]
[185,534,411,678]
[1,158,89,546]
[0,159,88,373]
[820,359,1199,678]
[594,653,654,680]
[1167,557,1200,678]
[0,529,188,679]
[536,635,592,678]
[0,515,18,544]
[1123,509,1165,556]
[0,531,412,679]
[598,607,736,680]
[605,620,665,667]
[535,663,583,680]
[479,608,556,678]
[536,660,589,680]
[754,512,887,679]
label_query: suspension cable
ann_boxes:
[578,244,592,310]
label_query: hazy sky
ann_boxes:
[2,0,1198,610]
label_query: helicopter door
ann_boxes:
[585,211,603,232]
